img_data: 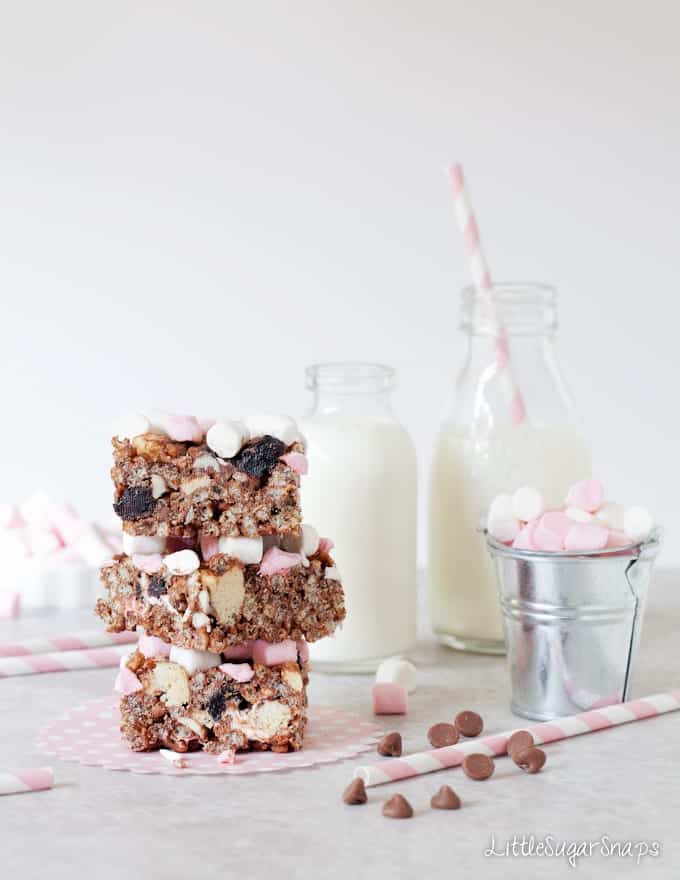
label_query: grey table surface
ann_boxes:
[3,569,680,880]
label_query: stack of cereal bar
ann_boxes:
[95,411,345,755]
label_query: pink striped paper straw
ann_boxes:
[0,644,131,678]
[0,767,54,796]
[0,629,137,659]
[446,164,527,425]
[355,689,680,787]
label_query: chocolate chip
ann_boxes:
[430,785,461,810]
[427,723,459,748]
[515,746,546,774]
[230,435,286,480]
[507,729,534,758]
[454,710,484,738]
[342,778,367,805]
[377,732,402,757]
[382,794,413,819]
[207,690,226,721]
[148,575,167,598]
[462,753,495,780]
[113,487,156,521]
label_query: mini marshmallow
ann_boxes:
[512,487,544,523]
[132,553,163,575]
[219,662,255,682]
[596,502,626,531]
[199,417,216,433]
[258,547,302,576]
[222,641,253,660]
[372,682,408,715]
[114,666,142,695]
[324,566,341,581]
[166,413,204,443]
[123,533,167,556]
[512,520,539,550]
[193,453,221,472]
[533,515,567,551]
[150,474,168,499]
[163,549,200,575]
[566,479,604,513]
[375,657,417,694]
[139,632,171,658]
[623,506,654,543]
[169,646,222,675]
[280,452,309,475]
[113,412,151,441]
[318,537,335,555]
[300,524,320,557]
[563,523,609,552]
[565,506,594,524]
[296,639,310,664]
[251,639,297,666]
[217,749,237,765]
[243,413,299,446]
[488,493,515,522]
[487,514,521,544]
[207,420,247,459]
[218,536,264,565]
[200,535,220,562]
[607,529,633,549]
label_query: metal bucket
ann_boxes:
[486,529,662,720]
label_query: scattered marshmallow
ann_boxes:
[563,523,609,552]
[251,639,297,666]
[165,414,204,443]
[243,414,299,446]
[217,749,237,765]
[138,632,171,658]
[280,452,309,474]
[113,412,151,441]
[512,487,544,523]
[169,646,222,674]
[132,553,163,575]
[375,657,417,694]
[206,420,247,459]
[623,506,654,543]
[123,533,167,556]
[114,666,142,695]
[300,524,320,557]
[372,682,408,715]
[163,549,200,575]
[565,506,594,524]
[159,749,188,769]
[218,536,264,565]
[219,662,255,682]
[566,479,604,513]
[258,547,302,576]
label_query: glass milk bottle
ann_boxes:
[429,283,590,654]
[300,363,417,672]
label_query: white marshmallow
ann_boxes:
[218,536,264,565]
[301,524,320,557]
[193,453,220,472]
[197,589,212,614]
[163,549,200,575]
[169,646,221,675]
[122,533,167,555]
[243,413,299,446]
[206,420,246,459]
[595,502,625,531]
[623,506,654,543]
[113,412,151,441]
[565,506,594,524]
[150,474,168,499]
[512,487,544,523]
[375,657,417,694]
[488,493,515,522]
[487,514,521,543]
[325,565,341,581]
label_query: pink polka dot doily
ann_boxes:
[36,696,382,776]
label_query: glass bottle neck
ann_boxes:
[306,363,397,419]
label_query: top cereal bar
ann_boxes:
[111,412,306,540]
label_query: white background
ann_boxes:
[1,1,678,563]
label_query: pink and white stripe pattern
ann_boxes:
[0,629,137,659]
[0,767,54,796]
[0,644,132,678]
[446,163,527,425]
[356,689,680,787]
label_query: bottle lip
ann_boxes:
[461,281,558,334]
[305,362,395,392]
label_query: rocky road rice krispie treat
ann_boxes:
[117,647,308,753]
[95,527,345,652]
[111,412,307,540]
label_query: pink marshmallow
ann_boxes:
[138,632,171,658]
[566,479,604,514]
[200,535,220,562]
[279,452,309,475]
[512,519,539,550]
[258,547,302,576]
[318,538,335,555]
[372,682,408,715]
[221,641,253,660]
[166,414,204,443]
[0,503,25,530]
[199,417,216,434]
[564,523,609,552]
[217,749,237,765]
[0,592,21,619]
[114,666,142,695]
[533,512,570,551]
[296,639,310,664]
[132,553,163,575]
[607,529,633,549]
[251,639,297,666]
[219,662,255,682]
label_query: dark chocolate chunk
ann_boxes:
[113,487,156,521]
[382,794,413,819]
[230,435,286,480]
[148,575,167,599]
[207,689,226,721]
[342,778,367,805]
[430,785,461,810]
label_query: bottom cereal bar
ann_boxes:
[118,649,308,753]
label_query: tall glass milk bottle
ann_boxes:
[429,283,590,654]
[300,363,417,672]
